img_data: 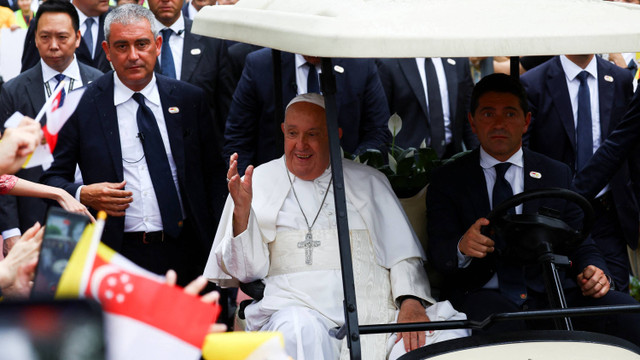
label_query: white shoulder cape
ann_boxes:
[203,156,426,287]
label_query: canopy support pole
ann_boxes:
[510,56,520,79]
[320,57,362,360]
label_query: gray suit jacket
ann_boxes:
[0,61,103,235]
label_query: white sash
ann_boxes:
[269,228,395,360]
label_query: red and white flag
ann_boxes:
[56,213,221,360]
[43,86,84,153]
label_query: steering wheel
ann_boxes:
[481,188,594,264]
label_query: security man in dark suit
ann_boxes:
[377,57,479,157]
[148,0,234,143]
[0,0,103,254]
[224,48,391,175]
[21,0,111,73]
[427,73,640,345]
[520,55,640,293]
[40,4,227,285]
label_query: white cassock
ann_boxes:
[204,157,464,359]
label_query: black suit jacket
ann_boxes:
[573,87,640,205]
[154,17,234,143]
[224,48,391,173]
[226,42,262,88]
[427,148,609,301]
[40,72,228,274]
[0,62,103,235]
[520,56,639,248]
[21,12,110,73]
[376,57,479,154]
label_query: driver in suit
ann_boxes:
[426,73,640,345]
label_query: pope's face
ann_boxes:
[469,91,530,162]
[282,102,333,181]
[102,19,161,92]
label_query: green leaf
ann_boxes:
[396,156,415,176]
[398,147,416,161]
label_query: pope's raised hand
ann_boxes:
[228,153,253,236]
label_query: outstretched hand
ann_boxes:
[165,270,227,333]
[1,222,45,299]
[0,117,42,175]
[227,153,253,236]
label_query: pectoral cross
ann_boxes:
[298,231,321,265]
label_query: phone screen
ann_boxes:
[0,299,105,359]
[30,208,90,300]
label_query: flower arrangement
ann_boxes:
[354,113,468,198]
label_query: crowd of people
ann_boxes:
[1,0,640,358]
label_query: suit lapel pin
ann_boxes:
[447,58,456,65]
[334,65,344,73]
[190,48,201,55]
[529,171,542,179]
[168,107,179,114]
[604,75,614,82]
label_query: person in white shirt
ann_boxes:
[205,93,468,360]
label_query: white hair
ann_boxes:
[104,4,158,43]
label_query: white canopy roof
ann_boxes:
[192,0,640,58]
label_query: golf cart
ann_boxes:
[193,0,640,358]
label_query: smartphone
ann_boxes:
[0,299,105,360]
[30,207,91,300]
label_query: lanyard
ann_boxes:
[44,77,76,98]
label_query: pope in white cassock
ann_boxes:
[204,93,468,360]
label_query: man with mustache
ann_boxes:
[427,73,640,345]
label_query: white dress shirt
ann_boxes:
[112,73,184,232]
[76,9,99,59]
[457,147,525,289]
[41,55,83,97]
[155,16,185,80]
[294,54,322,95]
[415,57,452,146]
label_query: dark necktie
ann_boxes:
[160,28,177,79]
[492,162,514,214]
[425,58,446,157]
[132,93,183,238]
[54,74,66,104]
[493,162,527,306]
[84,17,95,58]
[576,71,593,171]
[306,62,320,94]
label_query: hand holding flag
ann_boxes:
[56,212,223,360]
[2,81,86,170]
[0,117,42,174]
